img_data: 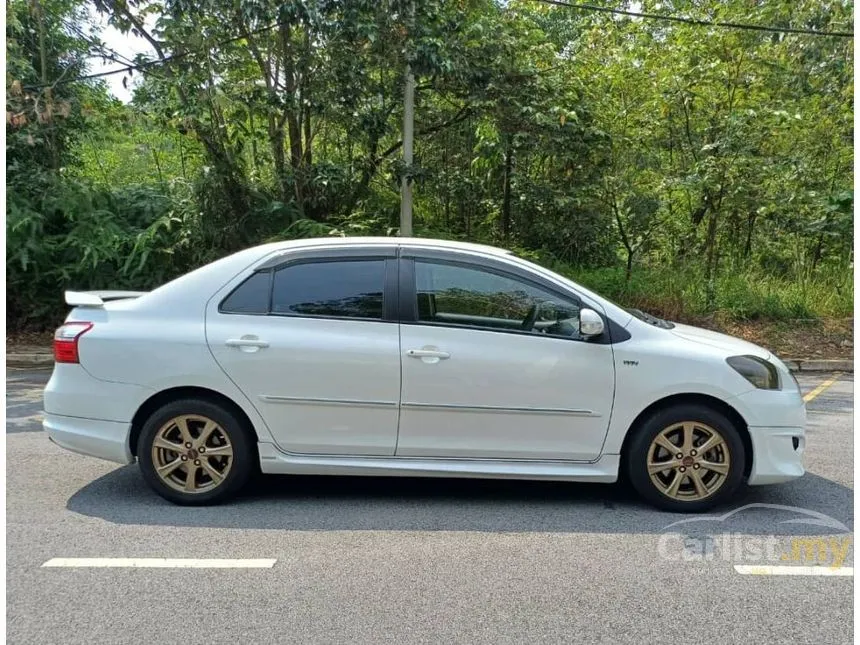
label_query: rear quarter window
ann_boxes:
[219,271,272,314]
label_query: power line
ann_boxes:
[533,0,854,38]
[21,1,853,91]
[60,18,141,68]
[22,19,286,90]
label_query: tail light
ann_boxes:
[53,322,93,363]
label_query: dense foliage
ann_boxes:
[6,0,853,330]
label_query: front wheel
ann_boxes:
[137,399,254,505]
[626,404,746,512]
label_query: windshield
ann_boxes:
[626,308,675,329]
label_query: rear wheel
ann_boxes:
[626,404,746,512]
[137,399,254,505]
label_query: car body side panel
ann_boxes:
[44,363,154,422]
[207,314,402,455]
[600,319,806,457]
[67,316,279,448]
[397,325,616,461]
[601,320,758,455]
[257,442,621,482]
[48,238,805,495]
[201,248,404,456]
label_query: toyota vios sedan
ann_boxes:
[44,237,805,511]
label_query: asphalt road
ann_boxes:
[7,369,854,644]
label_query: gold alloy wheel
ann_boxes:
[151,414,234,494]
[647,421,731,501]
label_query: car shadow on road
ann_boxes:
[66,466,853,536]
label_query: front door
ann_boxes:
[396,255,616,461]
[207,251,401,456]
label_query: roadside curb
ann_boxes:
[5,352,853,372]
[782,359,853,373]
[7,354,54,368]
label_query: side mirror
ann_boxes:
[579,308,604,338]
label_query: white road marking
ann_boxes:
[734,565,853,577]
[41,558,277,569]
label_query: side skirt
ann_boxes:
[257,443,620,483]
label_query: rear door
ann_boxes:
[206,247,402,456]
[396,249,616,461]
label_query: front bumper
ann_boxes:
[44,413,134,465]
[732,385,806,485]
[747,425,805,485]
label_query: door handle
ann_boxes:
[225,337,269,352]
[406,349,450,360]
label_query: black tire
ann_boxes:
[625,403,746,513]
[137,398,255,506]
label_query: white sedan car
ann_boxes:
[44,237,806,512]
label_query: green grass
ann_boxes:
[563,265,853,322]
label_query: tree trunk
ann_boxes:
[744,211,756,258]
[704,208,719,309]
[281,23,305,215]
[303,112,312,166]
[32,0,57,169]
[458,201,466,236]
[270,115,288,203]
[287,115,304,209]
[301,29,313,168]
[812,234,825,271]
[612,200,635,284]
[501,144,513,241]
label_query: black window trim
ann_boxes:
[397,248,629,344]
[216,243,630,343]
[255,244,397,271]
[218,249,398,324]
[218,269,273,317]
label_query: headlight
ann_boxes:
[726,355,780,390]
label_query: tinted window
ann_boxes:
[414,261,582,338]
[272,260,385,319]
[220,271,271,314]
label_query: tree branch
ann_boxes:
[373,105,474,164]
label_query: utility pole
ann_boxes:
[399,0,415,237]
[33,0,57,169]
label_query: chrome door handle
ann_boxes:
[406,348,450,360]
[226,339,269,347]
[225,337,269,352]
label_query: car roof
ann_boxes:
[266,236,512,257]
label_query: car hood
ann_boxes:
[669,323,770,359]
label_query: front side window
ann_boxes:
[414,260,582,338]
[272,259,385,320]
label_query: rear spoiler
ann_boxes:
[64,290,148,307]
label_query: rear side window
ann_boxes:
[220,271,271,314]
[271,260,385,320]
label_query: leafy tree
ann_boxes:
[6,0,854,330]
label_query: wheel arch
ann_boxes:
[619,393,753,477]
[129,386,259,457]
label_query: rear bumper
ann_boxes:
[44,363,152,423]
[747,425,805,485]
[44,413,134,465]
[42,363,149,464]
